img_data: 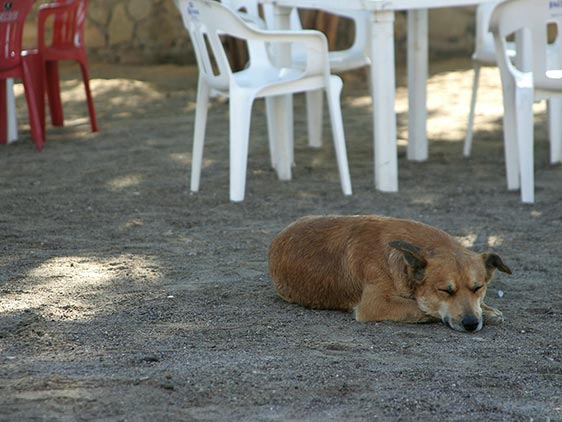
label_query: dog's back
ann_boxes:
[268,215,457,311]
[268,216,362,310]
[269,215,512,331]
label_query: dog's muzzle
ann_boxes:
[461,315,480,332]
[443,316,483,333]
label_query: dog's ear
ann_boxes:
[389,240,427,282]
[482,253,512,279]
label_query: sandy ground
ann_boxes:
[1,58,561,421]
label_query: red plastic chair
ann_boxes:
[0,0,46,149]
[38,0,98,132]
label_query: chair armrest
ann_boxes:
[491,31,530,86]
[218,4,325,51]
[246,27,329,74]
[250,28,325,49]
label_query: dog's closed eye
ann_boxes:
[438,288,455,296]
[472,285,483,293]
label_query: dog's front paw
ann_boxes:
[483,306,504,325]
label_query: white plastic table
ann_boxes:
[263,0,497,192]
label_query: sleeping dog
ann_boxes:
[268,215,512,332]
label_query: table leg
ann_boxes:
[270,5,294,181]
[547,36,562,165]
[0,80,5,144]
[407,9,428,162]
[549,98,562,164]
[370,10,398,192]
[502,29,532,189]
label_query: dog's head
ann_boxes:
[389,240,512,333]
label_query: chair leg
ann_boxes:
[229,88,254,202]
[22,54,45,150]
[1,79,19,144]
[500,77,520,191]
[306,89,323,148]
[269,94,294,180]
[265,97,278,169]
[515,87,535,203]
[7,79,18,143]
[325,76,352,196]
[45,60,64,127]
[190,77,210,193]
[287,94,295,167]
[0,80,7,145]
[265,95,294,172]
[78,59,98,132]
[547,98,562,164]
[464,62,481,157]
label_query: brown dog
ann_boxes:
[268,215,512,332]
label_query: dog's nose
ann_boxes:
[462,316,480,332]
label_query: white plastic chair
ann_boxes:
[174,0,352,202]
[490,0,562,203]
[463,1,515,157]
[264,8,370,73]
[218,0,280,169]
[222,0,370,150]
[263,5,371,149]
[290,8,370,149]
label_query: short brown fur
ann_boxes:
[268,215,512,332]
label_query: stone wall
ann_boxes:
[22,1,478,65]
[84,0,192,64]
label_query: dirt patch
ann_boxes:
[1,59,561,421]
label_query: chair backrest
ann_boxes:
[261,4,302,30]
[222,0,301,31]
[260,4,371,67]
[491,0,562,90]
[176,0,275,91]
[324,8,370,61]
[0,0,34,72]
[176,0,239,91]
[51,0,87,49]
[221,0,261,22]
[472,1,503,62]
